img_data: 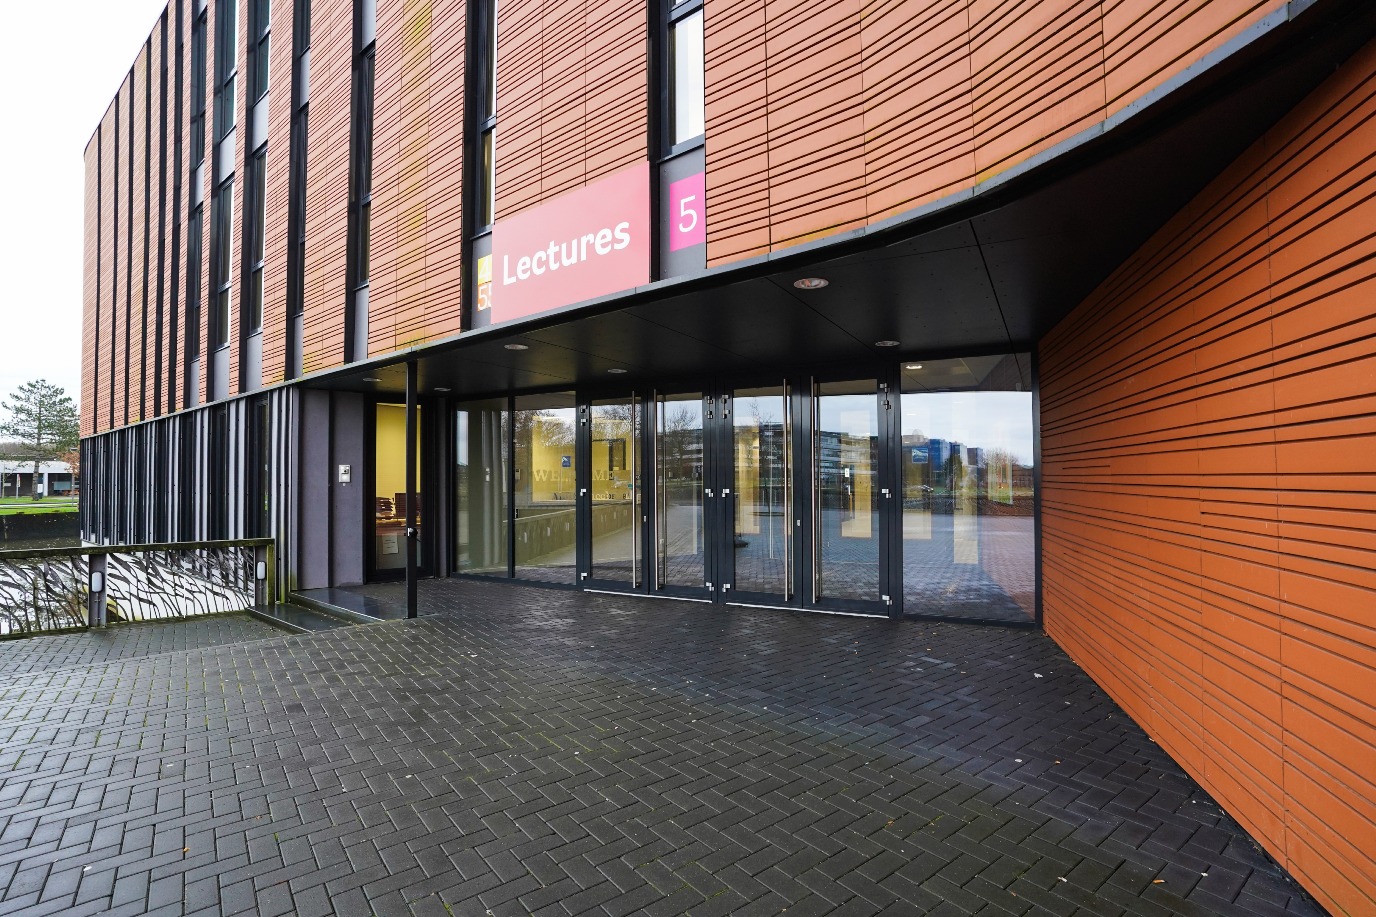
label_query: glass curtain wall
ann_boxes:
[656,392,706,590]
[374,403,421,573]
[590,398,641,585]
[900,354,1035,622]
[455,398,509,575]
[513,393,577,582]
[813,380,881,603]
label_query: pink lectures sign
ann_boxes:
[490,160,651,324]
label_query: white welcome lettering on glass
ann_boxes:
[502,222,632,284]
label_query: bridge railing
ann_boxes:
[0,539,274,638]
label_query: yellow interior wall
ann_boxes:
[376,404,422,502]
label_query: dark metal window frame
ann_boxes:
[186,203,204,360]
[287,105,308,320]
[190,5,208,166]
[349,43,375,292]
[658,0,705,161]
[244,144,267,334]
[250,0,271,103]
[293,0,311,55]
[473,0,497,231]
[285,0,311,354]
[211,176,235,349]
[214,0,238,141]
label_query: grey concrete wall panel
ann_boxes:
[330,393,366,586]
[298,389,333,590]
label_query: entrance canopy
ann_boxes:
[305,1,1371,401]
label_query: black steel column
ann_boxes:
[405,360,418,619]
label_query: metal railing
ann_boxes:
[0,539,274,638]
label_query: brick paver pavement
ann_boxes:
[0,580,1320,916]
[0,613,281,680]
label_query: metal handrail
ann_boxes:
[0,538,273,561]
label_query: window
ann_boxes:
[667,1,704,150]
[251,0,270,102]
[288,106,308,318]
[190,7,208,164]
[245,146,266,332]
[212,179,234,348]
[351,45,375,288]
[474,0,497,229]
[186,205,203,358]
[215,0,238,140]
[294,0,311,55]
[478,128,495,228]
[287,0,310,322]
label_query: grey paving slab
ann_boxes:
[0,613,282,680]
[0,579,1322,916]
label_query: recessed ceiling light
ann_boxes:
[607,368,627,374]
[504,343,529,351]
[362,376,381,382]
[905,363,924,370]
[793,277,829,290]
[434,387,451,393]
[876,340,900,348]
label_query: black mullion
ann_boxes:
[716,384,732,603]
[576,398,591,585]
[506,393,516,579]
[881,367,902,619]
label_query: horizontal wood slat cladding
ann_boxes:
[173,0,191,415]
[493,0,644,223]
[702,0,769,260]
[232,0,251,393]
[261,1,293,385]
[228,0,248,397]
[170,0,187,413]
[366,0,467,358]
[1101,0,1279,114]
[300,0,353,374]
[115,78,131,430]
[704,0,1286,267]
[98,104,116,435]
[1039,38,1376,917]
[199,0,219,407]
[150,19,165,422]
[131,47,148,424]
[82,139,99,439]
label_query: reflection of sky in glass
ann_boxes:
[901,392,1035,466]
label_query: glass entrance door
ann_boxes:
[812,379,888,611]
[724,384,791,602]
[513,393,578,583]
[654,391,709,595]
[588,397,642,586]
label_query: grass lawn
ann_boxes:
[0,496,79,515]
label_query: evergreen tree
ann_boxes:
[0,380,79,501]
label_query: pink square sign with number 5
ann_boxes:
[669,171,706,251]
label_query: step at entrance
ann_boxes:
[249,602,355,634]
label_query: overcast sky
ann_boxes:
[0,0,170,415]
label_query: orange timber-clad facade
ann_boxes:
[80,1,1376,912]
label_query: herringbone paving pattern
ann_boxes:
[0,613,281,680]
[0,581,1320,916]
